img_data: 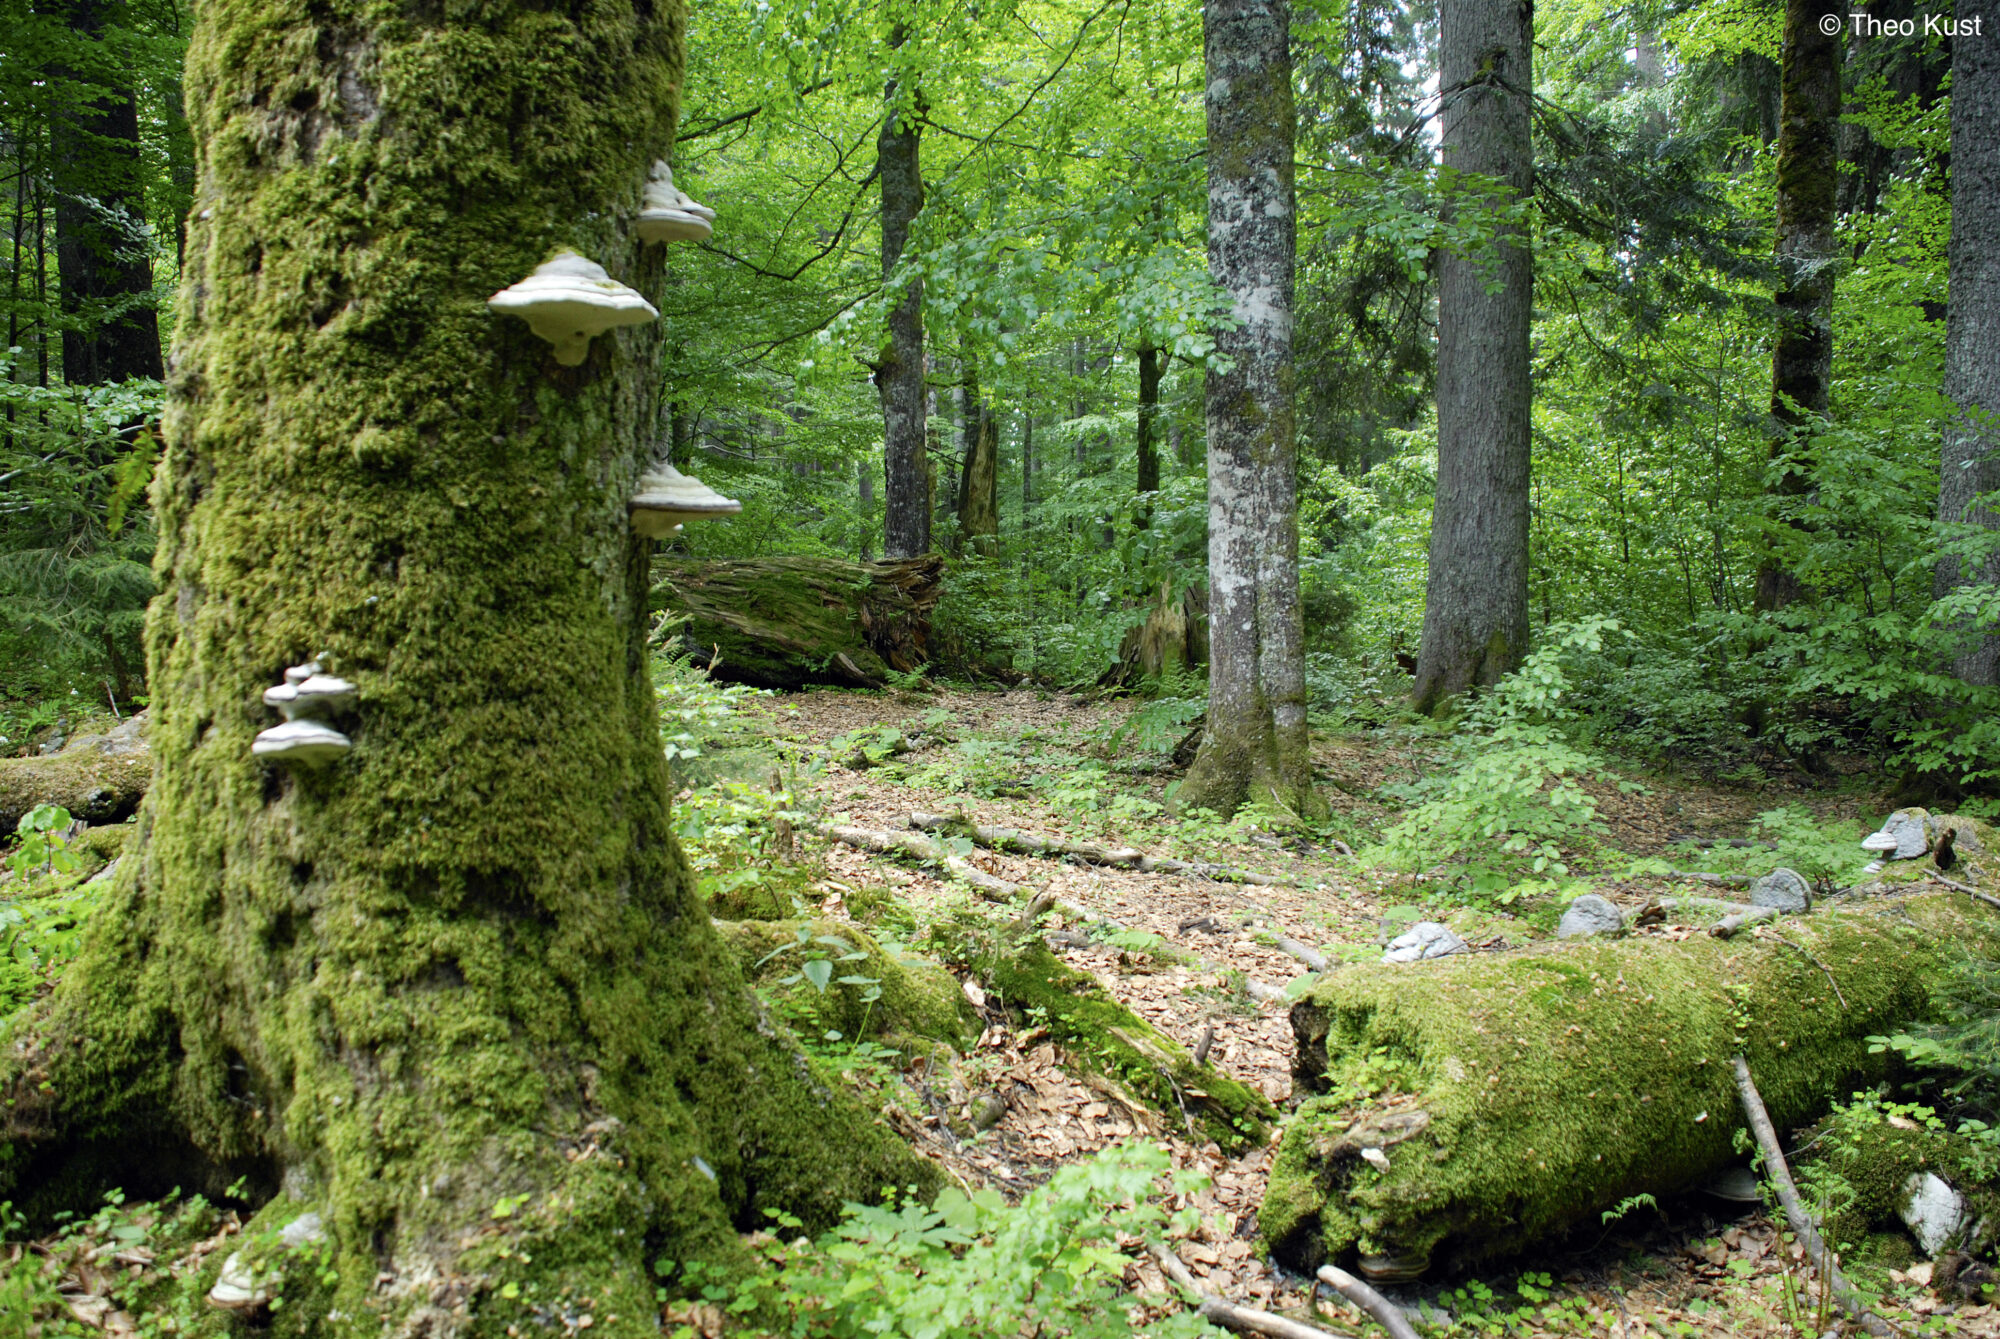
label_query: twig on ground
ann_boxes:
[1664,871,1755,888]
[1273,936,1329,974]
[1731,1056,1897,1338]
[1758,930,1848,1008]
[1150,1245,1357,1339]
[1315,1265,1420,1339]
[1927,870,2000,913]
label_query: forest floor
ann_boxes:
[702,682,1989,1339]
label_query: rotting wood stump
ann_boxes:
[1259,889,2000,1280]
[650,554,944,689]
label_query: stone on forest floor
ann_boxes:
[1556,895,1624,938]
[1261,889,2000,1278]
[1748,869,1811,912]
[1383,922,1467,963]
[1902,1173,1974,1257]
[1874,809,1932,860]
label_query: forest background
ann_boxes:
[2,0,1996,798]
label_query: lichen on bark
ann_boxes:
[0,0,933,1330]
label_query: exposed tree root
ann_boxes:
[1731,1056,1895,1338]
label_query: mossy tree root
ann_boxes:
[1261,891,2000,1278]
[927,915,1273,1152]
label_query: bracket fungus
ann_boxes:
[253,660,356,767]
[486,251,657,365]
[636,160,716,244]
[629,463,741,539]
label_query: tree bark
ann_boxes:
[1936,17,2000,683]
[957,368,999,557]
[0,0,929,1323]
[1411,0,1533,713]
[1177,0,1320,821]
[1137,341,1161,510]
[1755,0,1843,613]
[876,33,929,560]
[50,0,163,385]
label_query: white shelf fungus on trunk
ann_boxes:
[636,160,715,244]
[629,463,741,538]
[254,659,355,767]
[486,250,657,365]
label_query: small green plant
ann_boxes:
[656,1142,1220,1339]
[9,803,80,882]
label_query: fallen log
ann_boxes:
[1261,889,2000,1279]
[650,554,945,690]
[906,811,1309,889]
[0,718,151,834]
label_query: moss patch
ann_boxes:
[714,917,978,1051]
[1263,891,2000,1275]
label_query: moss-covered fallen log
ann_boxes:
[0,741,151,834]
[1261,890,2000,1279]
[925,913,1275,1153]
[712,917,980,1053]
[650,554,944,689]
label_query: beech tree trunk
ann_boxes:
[51,0,162,385]
[1411,0,1533,713]
[1177,0,1320,821]
[0,0,927,1327]
[1755,0,1842,613]
[1936,17,2000,684]
[957,369,999,557]
[876,36,929,560]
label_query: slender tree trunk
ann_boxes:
[1137,341,1161,509]
[50,0,163,384]
[669,400,695,468]
[1755,0,1843,613]
[958,368,999,557]
[1411,0,1534,712]
[1177,0,1320,821]
[1936,13,2000,684]
[875,30,928,559]
[0,0,927,1322]
[1021,410,1034,514]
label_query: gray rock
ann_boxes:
[1556,894,1625,938]
[1885,808,1932,860]
[1383,921,1468,964]
[1902,1172,1972,1256]
[1748,868,1811,912]
[279,1211,325,1250]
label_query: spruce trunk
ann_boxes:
[0,0,928,1328]
[1936,16,2000,683]
[1755,0,1842,613]
[876,35,929,561]
[1177,0,1318,821]
[1411,0,1533,713]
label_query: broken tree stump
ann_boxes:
[1259,890,2000,1279]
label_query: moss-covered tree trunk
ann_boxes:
[0,0,927,1330]
[1754,0,1842,613]
[876,26,929,561]
[1410,0,1533,713]
[1177,0,1320,821]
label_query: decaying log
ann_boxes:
[0,717,150,834]
[1732,1056,1893,1338]
[650,554,945,689]
[1100,582,1209,690]
[1261,890,2000,1278]
[1151,1244,1355,1339]
[906,811,1308,889]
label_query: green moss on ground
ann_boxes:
[714,917,979,1051]
[1263,891,2000,1276]
[1798,1102,2000,1261]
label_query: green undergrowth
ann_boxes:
[659,1141,1223,1339]
[0,1186,240,1335]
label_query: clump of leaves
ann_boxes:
[10,802,80,882]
